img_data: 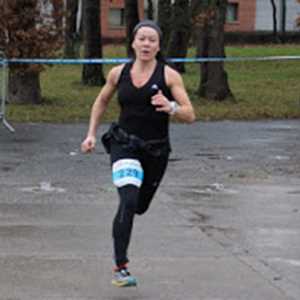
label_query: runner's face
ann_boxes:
[132,27,160,61]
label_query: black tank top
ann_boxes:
[117,60,174,141]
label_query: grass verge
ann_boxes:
[5,44,300,123]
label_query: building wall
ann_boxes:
[101,0,300,40]
[101,0,145,40]
[255,0,300,31]
[225,0,256,32]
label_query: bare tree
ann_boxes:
[270,0,287,43]
[280,0,286,42]
[270,0,279,42]
[81,0,105,86]
[124,0,140,56]
[192,0,233,101]
[0,0,63,104]
[64,0,80,58]
[157,0,172,51]
[167,0,191,73]
[147,0,154,19]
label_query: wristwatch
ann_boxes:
[169,101,179,115]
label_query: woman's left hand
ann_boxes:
[151,90,172,114]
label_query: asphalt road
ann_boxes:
[0,120,300,300]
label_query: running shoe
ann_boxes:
[112,267,137,287]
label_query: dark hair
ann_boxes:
[132,20,163,41]
[128,20,165,63]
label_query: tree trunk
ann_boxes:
[280,0,286,43]
[157,0,172,51]
[6,0,43,104]
[125,0,140,56]
[193,1,233,101]
[64,0,80,58]
[9,71,42,104]
[51,0,64,29]
[167,0,191,73]
[270,0,279,42]
[147,0,154,20]
[81,0,105,86]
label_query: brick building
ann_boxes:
[255,0,300,31]
[225,0,256,32]
[100,0,300,41]
[225,0,300,32]
[101,0,144,41]
[101,0,257,39]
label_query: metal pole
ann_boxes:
[0,52,15,133]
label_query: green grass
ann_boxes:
[6,44,300,122]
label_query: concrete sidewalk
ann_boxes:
[0,121,300,300]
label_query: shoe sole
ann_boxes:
[112,278,137,287]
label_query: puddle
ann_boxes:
[184,183,239,196]
[266,125,294,132]
[270,258,300,267]
[1,166,13,172]
[168,157,184,162]
[272,155,290,161]
[288,190,300,195]
[99,186,115,193]
[249,228,299,250]
[0,162,21,172]
[13,138,38,144]
[69,151,78,156]
[20,181,66,193]
[194,153,222,160]
[198,224,235,235]
[244,138,272,145]
[189,211,211,223]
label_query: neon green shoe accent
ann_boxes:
[112,269,137,287]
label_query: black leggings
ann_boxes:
[110,141,169,267]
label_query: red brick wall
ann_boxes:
[101,0,145,40]
[225,0,256,32]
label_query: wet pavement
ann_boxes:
[0,120,300,300]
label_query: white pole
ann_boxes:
[76,0,82,34]
[0,52,15,133]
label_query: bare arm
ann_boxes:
[151,65,196,123]
[81,65,123,153]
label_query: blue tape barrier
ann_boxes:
[2,56,300,65]
[7,58,130,64]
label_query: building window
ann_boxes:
[226,3,239,22]
[109,8,125,27]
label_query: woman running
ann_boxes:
[81,20,195,287]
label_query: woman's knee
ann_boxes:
[135,191,154,215]
[135,205,148,215]
[118,185,139,212]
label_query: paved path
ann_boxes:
[0,121,300,300]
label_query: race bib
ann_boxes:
[112,159,144,188]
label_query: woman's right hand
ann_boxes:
[81,135,96,153]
